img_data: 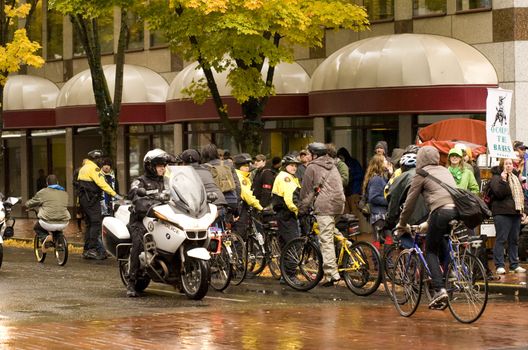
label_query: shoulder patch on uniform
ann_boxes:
[242,179,248,186]
[95,167,101,172]
[284,177,291,183]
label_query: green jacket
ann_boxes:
[448,166,479,194]
[25,187,71,224]
[336,159,349,189]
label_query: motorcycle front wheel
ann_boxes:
[181,258,209,300]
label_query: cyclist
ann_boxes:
[271,154,301,252]
[397,146,458,307]
[299,142,345,287]
[126,149,170,297]
[233,153,263,239]
[25,174,70,252]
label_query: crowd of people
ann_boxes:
[24,138,528,299]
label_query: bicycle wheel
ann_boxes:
[226,232,247,286]
[342,241,382,296]
[33,235,46,263]
[267,234,281,280]
[446,252,488,324]
[246,236,266,277]
[392,250,422,317]
[54,234,69,266]
[209,242,232,292]
[382,243,401,300]
[280,237,323,291]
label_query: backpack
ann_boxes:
[417,169,492,229]
[482,180,493,209]
[205,161,236,193]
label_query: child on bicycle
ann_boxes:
[25,174,70,252]
[397,146,458,308]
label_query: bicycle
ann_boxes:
[30,214,69,266]
[280,214,382,296]
[245,208,267,278]
[208,226,232,292]
[391,220,488,323]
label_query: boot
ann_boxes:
[126,280,140,298]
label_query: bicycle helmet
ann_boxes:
[307,142,327,157]
[233,153,253,166]
[143,148,170,177]
[282,153,301,165]
[180,149,201,164]
[400,153,417,168]
[403,144,420,154]
[87,149,104,160]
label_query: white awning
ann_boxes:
[311,34,498,91]
[168,60,310,100]
[3,75,59,110]
[57,64,169,106]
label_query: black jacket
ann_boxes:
[128,174,165,220]
[253,166,279,207]
[489,166,519,216]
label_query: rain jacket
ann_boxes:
[272,170,301,215]
[25,186,71,224]
[77,159,117,198]
[399,146,455,225]
[300,155,345,215]
[236,169,263,211]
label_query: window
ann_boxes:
[150,29,167,48]
[46,10,63,60]
[126,12,144,51]
[73,15,113,57]
[413,0,446,17]
[364,0,394,21]
[456,0,491,11]
[27,1,43,46]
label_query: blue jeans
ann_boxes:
[493,214,521,269]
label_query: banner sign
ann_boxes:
[486,88,516,159]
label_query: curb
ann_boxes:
[8,237,85,248]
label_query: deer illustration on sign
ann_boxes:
[492,96,507,127]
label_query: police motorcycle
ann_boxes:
[0,195,21,269]
[102,165,217,300]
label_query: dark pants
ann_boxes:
[426,207,458,291]
[34,222,50,240]
[234,204,251,240]
[277,209,300,277]
[128,221,146,281]
[493,214,521,269]
[79,193,104,254]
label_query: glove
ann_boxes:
[114,194,123,201]
[418,222,429,234]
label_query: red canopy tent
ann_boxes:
[417,118,487,164]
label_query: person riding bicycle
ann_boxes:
[25,174,70,253]
[397,146,458,308]
[126,149,170,297]
[233,153,263,239]
[299,142,345,287]
[271,154,302,251]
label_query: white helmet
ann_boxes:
[143,149,170,176]
[400,153,417,168]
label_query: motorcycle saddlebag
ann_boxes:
[102,217,131,259]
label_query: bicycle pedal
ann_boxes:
[428,301,447,310]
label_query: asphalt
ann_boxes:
[6,218,528,296]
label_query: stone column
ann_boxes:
[65,128,74,207]
[174,123,183,154]
[398,114,414,147]
[20,131,30,207]
[313,117,325,142]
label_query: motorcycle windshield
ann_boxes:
[165,165,209,217]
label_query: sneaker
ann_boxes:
[82,249,99,260]
[428,288,448,308]
[321,276,340,287]
[126,283,140,298]
[496,267,506,275]
[511,266,527,273]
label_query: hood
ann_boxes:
[375,141,388,155]
[416,146,440,169]
[311,154,335,170]
[491,166,502,175]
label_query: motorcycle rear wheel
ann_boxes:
[119,260,151,292]
[181,257,209,300]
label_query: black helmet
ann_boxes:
[307,142,327,157]
[143,149,170,177]
[87,149,104,160]
[180,149,201,164]
[282,154,301,165]
[233,153,253,166]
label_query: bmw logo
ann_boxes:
[165,233,171,240]
[147,222,154,232]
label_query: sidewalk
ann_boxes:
[6,218,528,296]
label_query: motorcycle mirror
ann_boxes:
[6,197,20,205]
[206,192,218,203]
[136,188,147,197]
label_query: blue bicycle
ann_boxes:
[392,220,488,323]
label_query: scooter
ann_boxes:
[0,195,21,269]
[102,166,216,300]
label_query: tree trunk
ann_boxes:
[240,97,264,154]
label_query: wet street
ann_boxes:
[1,245,528,349]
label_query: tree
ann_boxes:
[49,0,135,161]
[0,0,45,155]
[143,0,369,154]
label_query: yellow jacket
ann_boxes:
[384,167,402,198]
[78,159,117,197]
[272,171,301,215]
[236,169,263,211]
